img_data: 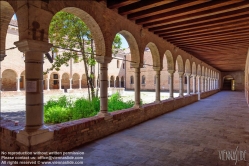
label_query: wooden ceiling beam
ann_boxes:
[161,29,249,41]
[127,0,206,20]
[149,7,249,32]
[154,17,249,35]
[118,0,175,15]
[137,0,241,25]
[161,25,249,39]
[166,32,249,43]
[143,1,249,28]
[107,0,139,9]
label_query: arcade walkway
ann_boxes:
[47,91,249,166]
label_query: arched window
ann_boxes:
[142,75,146,84]
[130,76,134,84]
[117,60,120,68]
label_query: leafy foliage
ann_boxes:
[44,93,134,124]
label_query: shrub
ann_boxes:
[44,92,135,124]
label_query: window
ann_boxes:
[53,74,58,79]
[143,60,146,68]
[184,76,187,84]
[123,63,125,69]
[117,60,120,68]
[130,76,134,84]
[142,75,145,84]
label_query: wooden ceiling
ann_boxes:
[104,0,249,72]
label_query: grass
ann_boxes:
[44,93,136,124]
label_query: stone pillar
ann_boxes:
[95,56,112,118]
[134,67,141,107]
[193,75,196,93]
[154,69,161,103]
[197,76,201,93]
[59,79,62,90]
[69,78,72,90]
[79,79,81,89]
[179,72,184,97]
[204,77,207,91]
[16,77,20,91]
[14,39,52,131]
[46,78,50,90]
[168,70,174,99]
[186,73,191,95]
[201,76,205,92]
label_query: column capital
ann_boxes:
[178,72,184,76]
[131,62,143,68]
[153,66,161,71]
[14,39,52,53]
[0,54,7,61]
[95,56,112,64]
[168,70,175,74]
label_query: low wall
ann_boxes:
[200,89,220,99]
[0,93,199,153]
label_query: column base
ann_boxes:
[154,100,161,104]
[17,125,54,146]
[133,104,141,109]
[97,111,112,120]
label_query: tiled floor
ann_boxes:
[46,91,249,166]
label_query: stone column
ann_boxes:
[186,73,191,95]
[192,75,196,93]
[95,56,112,118]
[179,72,184,97]
[14,39,52,131]
[197,76,201,93]
[154,68,161,103]
[204,77,207,91]
[69,78,72,89]
[168,70,174,99]
[46,78,50,90]
[16,77,20,91]
[59,79,62,90]
[131,63,142,108]
[201,76,205,92]
[79,79,81,89]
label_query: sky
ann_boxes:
[120,35,129,49]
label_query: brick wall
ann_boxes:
[1,94,200,153]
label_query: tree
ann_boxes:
[46,11,122,100]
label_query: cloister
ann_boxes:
[0,0,249,165]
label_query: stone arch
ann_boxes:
[185,59,191,74]
[121,76,124,87]
[192,62,197,75]
[145,42,160,68]
[2,69,17,91]
[115,76,119,87]
[0,1,16,55]
[49,72,60,89]
[62,72,70,89]
[20,70,25,90]
[118,31,140,64]
[110,76,114,87]
[72,73,80,89]
[130,75,134,84]
[176,55,184,73]
[48,7,105,58]
[81,74,87,88]
[197,64,202,76]
[164,50,174,71]
[141,75,146,84]
[201,66,205,76]
[223,75,234,90]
